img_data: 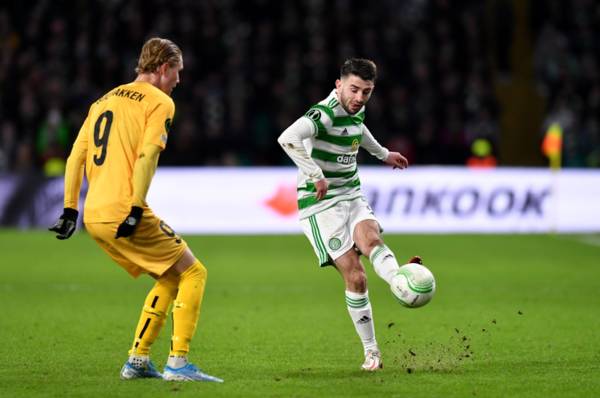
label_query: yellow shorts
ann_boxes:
[85,209,188,278]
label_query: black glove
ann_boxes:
[115,206,143,239]
[49,208,78,240]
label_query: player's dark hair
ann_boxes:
[136,37,182,74]
[340,58,377,82]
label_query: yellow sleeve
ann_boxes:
[145,98,175,151]
[64,117,89,210]
[131,142,161,207]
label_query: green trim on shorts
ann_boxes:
[308,215,329,266]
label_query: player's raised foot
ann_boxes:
[120,360,162,380]
[407,255,422,265]
[163,363,223,382]
[361,349,383,371]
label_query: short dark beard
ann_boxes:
[337,94,359,115]
[341,100,361,115]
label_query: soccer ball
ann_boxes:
[391,262,436,308]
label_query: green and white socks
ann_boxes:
[342,245,401,356]
[345,290,378,353]
[369,244,400,285]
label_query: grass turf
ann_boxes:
[0,231,599,397]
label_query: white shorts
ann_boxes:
[300,197,379,267]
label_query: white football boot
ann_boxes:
[361,349,383,371]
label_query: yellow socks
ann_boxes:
[128,259,207,359]
[170,260,207,356]
[129,271,179,356]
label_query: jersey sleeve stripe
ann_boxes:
[304,116,319,136]
[303,116,328,138]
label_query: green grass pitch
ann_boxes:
[1,230,599,397]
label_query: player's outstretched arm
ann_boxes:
[360,125,408,170]
[115,143,161,239]
[50,119,89,240]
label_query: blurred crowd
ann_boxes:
[0,0,597,174]
[531,0,600,167]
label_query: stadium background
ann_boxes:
[1,1,599,397]
[1,0,599,174]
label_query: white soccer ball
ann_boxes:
[391,262,436,308]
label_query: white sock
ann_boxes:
[167,355,188,369]
[128,354,149,367]
[369,244,400,285]
[345,290,378,354]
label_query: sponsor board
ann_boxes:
[2,167,598,233]
[145,167,600,234]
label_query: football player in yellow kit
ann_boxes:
[49,37,222,382]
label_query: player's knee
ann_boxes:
[196,260,207,279]
[355,229,383,254]
[188,259,207,281]
[171,248,196,274]
[158,270,180,290]
[367,236,384,252]
[359,236,383,257]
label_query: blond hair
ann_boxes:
[135,37,182,74]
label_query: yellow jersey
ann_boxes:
[67,81,174,222]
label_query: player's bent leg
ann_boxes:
[334,250,382,371]
[129,271,180,356]
[170,258,206,357]
[354,220,403,286]
[335,248,367,293]
[121,271,179,380]
[162,249,223,382]
[353,219,384,256]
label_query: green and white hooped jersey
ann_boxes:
[297,90,369,219]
